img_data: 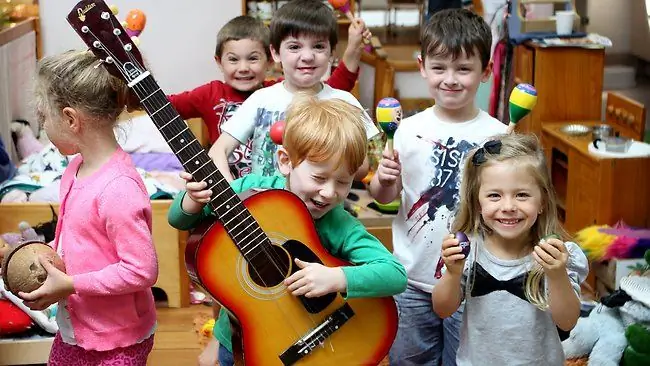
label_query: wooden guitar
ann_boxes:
[66,1,397,365]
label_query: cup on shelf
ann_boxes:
[555,10,575,36]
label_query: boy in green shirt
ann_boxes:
[168,95,407,365]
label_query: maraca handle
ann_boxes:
[387,138,394,154]
[506,122,516,134]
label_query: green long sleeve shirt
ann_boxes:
[167,174,407,353]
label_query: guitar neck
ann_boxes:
[131,75,271,260]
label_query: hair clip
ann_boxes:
[472,140,502,166]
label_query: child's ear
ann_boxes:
[270,45,281,64]
[276,147,292,176]
[481,60,493,83]
[214,55,225,72]
[62,107,81,133]
[417,55,427,79]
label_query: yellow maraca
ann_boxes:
[507,84,538,134]
[376,97,402,154]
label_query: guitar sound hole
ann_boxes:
[247,245,291,288]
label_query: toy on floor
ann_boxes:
[620,249,650,366]
[562,303,628,365]
[376,97,402,154]
[0,298,33,335]
[506,83,537,134]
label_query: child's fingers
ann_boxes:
[538,240,562,259]
[533,245,554,265]
[446,253,466,262]
[441,238,460,250]
[179,171,193,181]
[546,238,567,253]
[187,181,208,191]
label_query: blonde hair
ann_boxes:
[34,50,139,127]
[453,133,569,310]
[283,94,367,174]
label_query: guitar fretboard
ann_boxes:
[132,75,272,261]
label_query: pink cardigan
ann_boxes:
[53,148,158,351]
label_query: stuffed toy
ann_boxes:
[562,304,628,365]
[619,249,650,366]
[0,298,33,335]
[0,278,58,334]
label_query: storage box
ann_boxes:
[593,258,647,291]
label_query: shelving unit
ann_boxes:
[241,0,356,25]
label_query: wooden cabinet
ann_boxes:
[541,122,650,234]
[513,43,605,137]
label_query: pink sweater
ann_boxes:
[54,148,158,351]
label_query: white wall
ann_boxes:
[39,0,239,94]
[587,0,632,54]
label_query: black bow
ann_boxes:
[469,262,570,341]
[472,140,502,166]
[470,262,528,301]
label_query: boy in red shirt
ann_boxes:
[168,15,369,179]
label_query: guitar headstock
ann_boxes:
[67,0,146,84]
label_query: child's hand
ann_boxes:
[180,171,213,204]
[198,337,219,366]
[376,148,401,187]
[347,18,371,50]
[533,238,569,279]
[19,255,74,311]
[441,234,466,276]
[284,258,347,298]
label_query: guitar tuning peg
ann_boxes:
[130,36,140,47]
[109,4,119,15]
[121,20,128,29]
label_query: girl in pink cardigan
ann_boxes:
[20,50,159,365]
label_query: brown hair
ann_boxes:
[453,133,569,309]
[270,0,338,52]
[283,94,367,174]
[420,8,492,69]
[215,15,271,59]
[34,50,139,127]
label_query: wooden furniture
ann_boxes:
[508,0,580,34]
[513,42,605,137]
[0,201,191,309]
[541,121,650,234]
[604,92,646,142]
[360,41,433,116]
[241,0,356,25]
[348,188,395,251]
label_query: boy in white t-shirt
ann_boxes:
[368,9,507,366]
[211,0,379,181]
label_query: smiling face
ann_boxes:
[271,34,331,91]
[419,49,491,119]
[278,150,353,219]
[478,160,543,246]
[216,39,269,92]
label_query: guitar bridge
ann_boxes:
[278,303,355,365]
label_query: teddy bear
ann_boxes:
[562,303,628,365]
[619,249,650,366]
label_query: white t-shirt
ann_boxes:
[391,106,507,292]
[221,82,380,176]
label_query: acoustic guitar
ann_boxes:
[67,1,398,364]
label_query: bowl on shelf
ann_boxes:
[560,124,591,137]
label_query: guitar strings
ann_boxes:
[88,15,328,346]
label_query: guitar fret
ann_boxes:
[160,114,181,130]
[243,232,267,256]
[186,150,203,165]
[241,228,265,250]
[224,211,254,233]
[223,209,246,226]
[151,102,171,117]
[169,127,188,143]
[231,220,257,240]
[214,194,239,212]
[141,88,161,102]
[192,159,212,176]
[176,140,194,154]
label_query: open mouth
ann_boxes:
[235,76,255,81]
[496,218,523,226]
[310,199,328,209]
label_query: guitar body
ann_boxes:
[186,189,397,365]
[65,3,397,363]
